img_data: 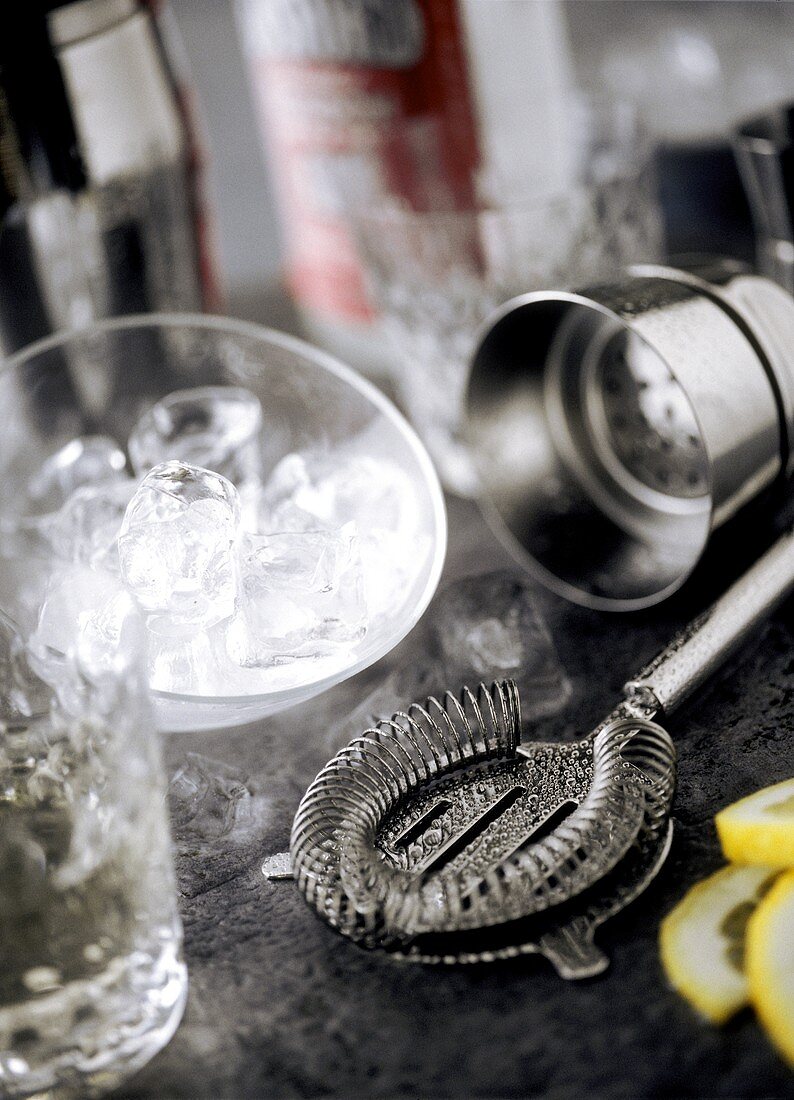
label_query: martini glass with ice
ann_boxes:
[0,316,446,730]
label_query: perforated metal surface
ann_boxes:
[592,331,709,501]
[291,680,676,969]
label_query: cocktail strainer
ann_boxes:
[286,527,794,975]
[466,262,794,609]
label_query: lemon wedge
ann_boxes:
[746,869,794,1067]
[716,778,794,867]
[660,864,778,1024]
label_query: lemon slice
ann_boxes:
[746,869,794,1067]
[716,778,794,867]
[660,864,778,1024]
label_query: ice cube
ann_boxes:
[128,386,264,489]
[427,570,571,720]
[225,524,366,668]
[0,610,52,722]
[29,565,122,661]
[147,628,232,695]
[245,523,362,596]
[295,452,419,534]
[323,455,426,621]
[258,448,426,618]
[78,591,146,676]
[25,435,127,515]
[169,751,252,843]
[46,602,154,890]
[26,565,121,716]
[118,462,240,635]
[257,453,322,534]
[34,479,135,571]
[263,453,310,504]
[168,751,274,898]
[24,563,149,728]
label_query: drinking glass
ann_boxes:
[354,100,663,495]
[0,557,186,1098]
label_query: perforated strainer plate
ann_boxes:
[284,530,794,974]
[587,330,710,504]
[290,681,675,962]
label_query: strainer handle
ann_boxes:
[624,528,794,715]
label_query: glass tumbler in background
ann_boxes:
[354,100,664,495]
[0,570,186,1098]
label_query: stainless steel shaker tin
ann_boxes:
[465,263,794,610]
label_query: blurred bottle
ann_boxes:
[564,0,794,261]
[0,0,219,355]
[235,0,577,380]
[144,0,224,311]
[734,103,794,297]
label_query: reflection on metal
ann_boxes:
[466,263,794,609]
[290,526,794,976]
[291,680,674,976]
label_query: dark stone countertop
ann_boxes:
[121,495,794,1100]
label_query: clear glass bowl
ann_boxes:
[0,315,446,732]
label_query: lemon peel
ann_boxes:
[716,778,794,868]
[746,869,794,1067]
[660,864,778,1024]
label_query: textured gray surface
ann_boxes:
[121,495,794,1099]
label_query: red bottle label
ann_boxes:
[243,0,480,323]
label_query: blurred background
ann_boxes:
[168,0,793,306]
[182,0,794,491]
[6,0,794,490]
